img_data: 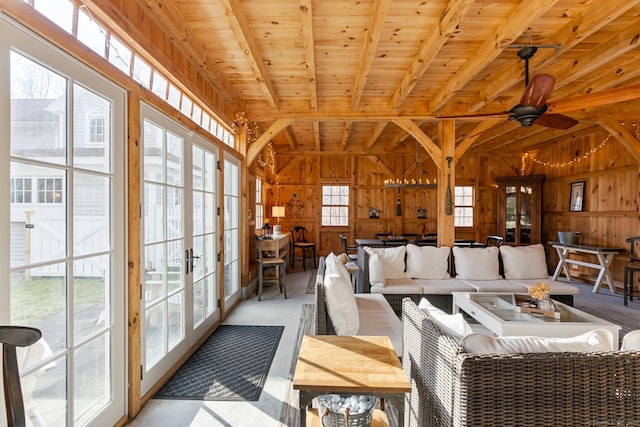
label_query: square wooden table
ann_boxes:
[293,335,410,427]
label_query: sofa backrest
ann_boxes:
[314,257,335,335]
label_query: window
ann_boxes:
[256,178,264,227]
[10,178,32,203]
[37,177,63,204]
[321,185,349,226]
[454,186,474,227]
[89,115,105,143]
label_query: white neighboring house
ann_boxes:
[11,93,110,278]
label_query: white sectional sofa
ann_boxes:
[357,243,579,314]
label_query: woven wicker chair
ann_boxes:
[401,298,640,427]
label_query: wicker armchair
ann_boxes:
[401,298,640,427]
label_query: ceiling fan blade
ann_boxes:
[520,74,556,110]
[534,113,579,130]
[547,83,640,114]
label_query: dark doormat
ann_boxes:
[154,325,284,401]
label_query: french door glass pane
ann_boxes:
[73,84,111,172]
[145,302,165,368]
[10,51,67,165]
[73,255,110,343]
[74,333,110,425]
[73,173,110,256]
[144,182,165,243]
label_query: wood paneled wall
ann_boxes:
[257,129,639,290]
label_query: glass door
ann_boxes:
[2,19,126,426]
[223,154,241,307]
[140,104,219,395]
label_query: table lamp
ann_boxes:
[272,206,285,235]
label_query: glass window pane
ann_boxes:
[108,35,132,75]
[145,302,165,368]
[73,256,109,343]
[74,334,110,425]
[132,55,152,88]
[166,132,183,186]
[166,187,183,240]
[151,72,168,100]
[77,10,106,56]
[74,173,110,255]
[143,120,164,183]
[34,0,74,34]
[11,51,68,165]
[74,84,111,173]
[144,183,165,243]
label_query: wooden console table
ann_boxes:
[550,242,626,293]
[293,335,410,427]
[259,233,289,260]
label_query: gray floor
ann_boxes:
[126,269,640,427]
[126,267,315,427]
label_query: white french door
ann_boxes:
[140,104,220,395]
[1,17,126,427]
[223,154,241,308]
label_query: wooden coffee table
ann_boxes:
[293,335,410,427]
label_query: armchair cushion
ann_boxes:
[406,244,450,279]
[419,297,472,344]
[500,244,549,279]
[621,330,640,350]
[366,245,406,279]
[461,328,615,353]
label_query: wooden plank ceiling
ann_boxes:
[138,0,640,158]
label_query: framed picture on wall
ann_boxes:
[569,181,585,212]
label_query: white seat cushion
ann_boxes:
[461,329,615,353]
[413,278,476,294]
[507,278,580,295]
[459,279,528,293]
[355,294,402,356]
[370,277,423,294]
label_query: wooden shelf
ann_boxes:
[306,407,389,427]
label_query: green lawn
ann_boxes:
[11,276,105,323]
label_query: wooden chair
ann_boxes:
[624,236,640,306]
[485,235,504,247]
[290,226,317,271]
[255,235,287,301]
[339,234,358,261]
[1,325,42,427]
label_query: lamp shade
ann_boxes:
[272,206,285,218]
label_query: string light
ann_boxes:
[232,111,276,171]
[522,134,611,172]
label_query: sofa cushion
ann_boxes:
[324,253,359,335]
[500,244,549,279]
[419,297,472,344]
[621,330,640,351]
[366,245,406,279]
[370,277,423,294]
[507,278,580,295]
[461,328,615,353]
[355,294,402,356]
[459,279,528,293]
[405,244,450,279]
[452,246,501,280]
[367,251,387,286]
[413,278,475,294]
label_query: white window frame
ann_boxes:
[255,177,264,228]
[454,185,474,227]
[321,184,349,226]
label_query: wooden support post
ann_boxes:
[437,120,456,247]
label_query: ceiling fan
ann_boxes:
[439,46,640,130]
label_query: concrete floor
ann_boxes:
[126,267,314,427]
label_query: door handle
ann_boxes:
[190,248,200,273]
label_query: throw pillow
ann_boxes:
[418,297,472,344]
[367,245,406,279]
[461,329,615,353]
[367,251,386,287]
[452,246,501,280]
[405,244,450,279]
[621,330,640,351]
[324,254,359,335]
[500,244,549,279]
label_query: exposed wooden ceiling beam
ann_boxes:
[351,0,391,110]
[219,0,279,109]
[340,123,353,151]
[313,122,321,151]
[392,119,442,164]
[363,122,388,151]
[430,0,559,112]
[247,118,293,165]
[455,118,504,158]
[299,0,318,111]
[470,0,638,112]
[390,0,474,110]
[365,156,396,179]
[284,126,297,151]
[597,121,640,162]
